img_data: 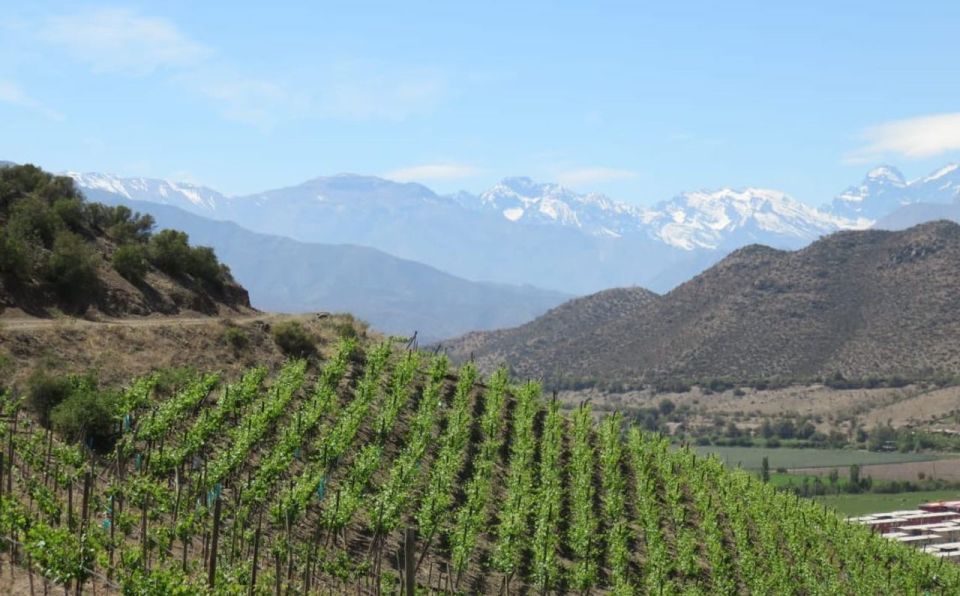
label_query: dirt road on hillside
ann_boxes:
[0,312,293,332]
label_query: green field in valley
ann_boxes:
[814,490,960,517]
[692,445,951,470]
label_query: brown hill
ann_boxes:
[445,221,960,385]
[0,165,251,319]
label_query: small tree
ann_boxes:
[760,419,774,439]
[147,229,193,277]
[848,464,861,493]
[112,244,149,283]
[658,398,675,416]
[775,418,796,440]
[26,371,74,426]
[7,195,61,248]
[50,387,118,452]
[760,456,770,483]
[0,229,30,281]
[45,231,99,303]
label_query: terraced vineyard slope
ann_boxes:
[0,342,958,593]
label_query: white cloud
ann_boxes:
[177,70,308,131]
[556,167,637,187]
[385,164,482,182]
[322,63,448,121]
[0,79,63,120]
[39,8,208,75]
[850,113,960,161]
[34,10,451,128]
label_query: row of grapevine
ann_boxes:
[1,344,959,594]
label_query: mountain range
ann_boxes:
[68,163,960,292]
[80,194,568,341]
[831,164,960,220]
[61,162,960,340]
[444,220,960,384]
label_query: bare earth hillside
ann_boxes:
[445,221,960,385]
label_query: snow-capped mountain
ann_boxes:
[66,172,225,212]
[64,163,957,296]
[649,188,868,250]
[463,177,654,238]
[459,177,863,250]
[830,163,960,220]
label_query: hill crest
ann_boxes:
[0,164,252,319]
[445,220,960,385]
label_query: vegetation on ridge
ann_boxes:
[0,164,248,317]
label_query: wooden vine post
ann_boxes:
[249,512,262,596]
[208,494,222,588]
[404,527,416,596]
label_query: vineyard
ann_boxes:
[0,339,958,594]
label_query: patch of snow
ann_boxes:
[502,207,524,221]
[66,172,132,199]
[922,164,959,183]
[867,166,906,184]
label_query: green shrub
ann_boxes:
[0,353,12,393]
[272,321,316,358]
[112,244,149,283]
[50,387,118,451]
[188,246,228,289]
[148,229,193,277]
[153,367,197,398]
[45,231,98,303]
[52,197,88,231]
[148,229,225,286]
[224,326,250,352]
[7,195,62,248]
[334,321,358,340]
[26,371,74,426]
[0,229,30,280]
[105,205,154,243]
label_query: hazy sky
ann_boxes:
[3,1,960,205]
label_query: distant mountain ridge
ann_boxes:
[444,221,960,384]
[64,162,960,297]
[82,193,569,340]
[830,164,960,221]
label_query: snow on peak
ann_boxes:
[866,165,905,184]
[476,177,864,251]
[650,187,862,250]
[830,162,960,220]
[922,163,959,183]
[66,171,224,211]
[65,171,133,199]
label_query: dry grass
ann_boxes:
[0,312,367,387]
[559,382,960,437]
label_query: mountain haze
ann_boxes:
[68,169,890,295]
[82,192,569,340]
[65,162,960,313]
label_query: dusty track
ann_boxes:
[0,313,276,331]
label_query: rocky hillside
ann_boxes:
[0,165,251,318]
[445,221,960,385]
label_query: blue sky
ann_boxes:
[2,1,960,205]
